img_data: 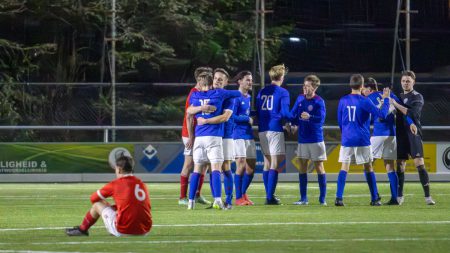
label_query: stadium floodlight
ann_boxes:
[289,37,300,42]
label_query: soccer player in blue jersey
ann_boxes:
[335,74,391,206]
[202,68,235,209]
[289,75,327,206]
[186,72,241,210]
[232,71,257,206]
[256,64,293,205]
[362,77,416,205]
[392,71,435,205]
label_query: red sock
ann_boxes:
[79,211,97,231]
[196,174,205,197]
[180,175,189,199]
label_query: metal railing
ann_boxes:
[1,125,449,143]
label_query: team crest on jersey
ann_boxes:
[242,102,245,105]
[308,105,313,111]
[403,98,408,104]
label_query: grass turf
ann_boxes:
[0,182,449,253]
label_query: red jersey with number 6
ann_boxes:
[91,175,152,235]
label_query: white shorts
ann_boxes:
[101,206,122,237]
[234,139,257,159]
[222,138,235,161]
[370,136,397,160]
[258,131,286,156]
[182,137,193,156]
[193,136,224,165]
[339,146,373,165]
[296,142,327,161]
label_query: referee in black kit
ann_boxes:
[392,70,435,205]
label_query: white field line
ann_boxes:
[1,193,450,200]
[1,220,450,232]
[1,238,450,246]
[0,251,129,253]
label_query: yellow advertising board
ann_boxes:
[292,143,437,173]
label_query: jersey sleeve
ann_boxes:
[280,89,293,120]
[337,99,343,131]
[289,97,300,125]
[363,97,389,119]
[90,181,114,203]
[223,90,242,100]
[309,99,326,124]
[406,94,424,122]
[223,98,235,112]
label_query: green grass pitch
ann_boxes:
[0,182,449,253]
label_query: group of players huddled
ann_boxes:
[179,64,435,210]
[64,64,434,237]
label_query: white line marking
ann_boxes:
[1,220,450,232]
[1,238,450,246]
[0,250,126,253]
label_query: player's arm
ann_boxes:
[223,90,242,99]
[289,97,300,126]
[280,91,294,121]
[186,104,217,115]
[185,113,195,148]
[198,110,233,125]
[90,183,113,203]
[364,88,390,119]
[337,100,343,131]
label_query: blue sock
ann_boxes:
[369,171,379,202]
[242,172,254,195]
[223,170,233,204]
[234,174,243,199]
[318,173,327,204]
[299,173,308,202]
[263,170,269,195]
[188,172,200,200]
[364,172,374,199]
[267,169,278,200]
[387,171,399,200]
[336,170,347,200]
[212,171,222,198]
[209,173,214,198]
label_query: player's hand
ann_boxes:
[284,123,291,134]
[201,105,216,113]
[185,137,194,149]
[410,123,418,135]
[301,112,311,120]
[382,87,390,99]
[197,117,207,125]
[291,125,298,135]
[248,117,254,125]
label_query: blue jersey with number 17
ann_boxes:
[189,89,241,137]
[337,94,389,147]
[256,84,292,132]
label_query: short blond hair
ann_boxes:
[304,74,320,89]
[269,64,287,82]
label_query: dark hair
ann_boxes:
[232,70,252,84]
[401,70,416,81]
[364,77,378,91]
[194,66,213,81]
[349,74,364,90]
[197,72,213,87]
[116,156,134,173]
[213,68,230,79]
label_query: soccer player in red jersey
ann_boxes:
[65,156,152,236]
[179,67,215,206]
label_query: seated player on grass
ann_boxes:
[65,156,152,236]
